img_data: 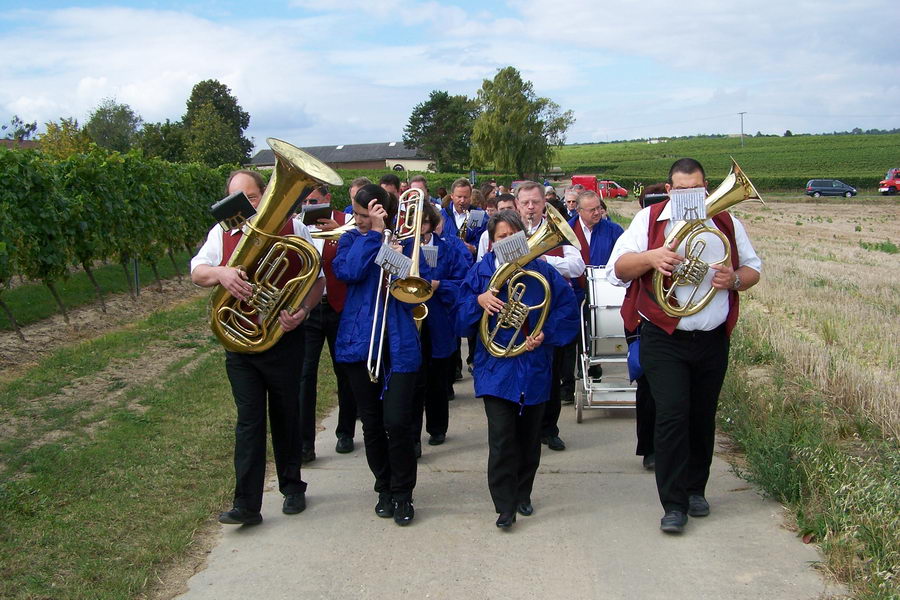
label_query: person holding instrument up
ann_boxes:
[333,184,422,526]
[456,211,579,530]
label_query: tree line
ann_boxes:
[402,66,574,178]
[0,148,226,339]
[2,80,252,168]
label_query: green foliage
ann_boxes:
[471,66,574,177]
[554,133,900,192]
[858,240,898,254]
[38,117,93,160]
[403,90,477,172]
[183,79,252,163]
[184,103,244,167]
[84,98,143,153]
[136,119,185,162]
[2,115,37,141]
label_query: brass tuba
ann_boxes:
[652,159,761,318]
[209,138,343,353]
[478,204,581,358]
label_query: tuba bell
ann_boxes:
[209,138,343,353]
[478,204,581,358]
[652,159,761,318]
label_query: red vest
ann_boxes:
[626,201,740,336]
[220,220,305,289]
[571,218,591,289]
[321,210,347,312]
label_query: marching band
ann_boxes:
[191,142,761,534]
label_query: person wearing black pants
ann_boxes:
[483,396,545,516]
[606,157,761,534]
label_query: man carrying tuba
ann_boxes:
[605,158,762,534]
[191,169,326,526]
[456,211,579,530]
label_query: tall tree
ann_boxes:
[1,115,37,141]
[84,98,143,153]
[183,79,252,162]
[403,90,478,172]
[137,119,186,162]
[39,117,93,160]
[471,66,574,178]
[184,103,243,167]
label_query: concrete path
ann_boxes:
[178,371,843,600]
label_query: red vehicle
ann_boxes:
[570,175,629,199]
[878,168,900,195]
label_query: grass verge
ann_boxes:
[719,329,900,600]
[0,250,194,330]
[0,295,337,600]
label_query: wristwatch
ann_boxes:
[731,273,742,290]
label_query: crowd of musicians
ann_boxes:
[191,156,761,534]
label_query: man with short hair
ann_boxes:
[515,181,585,451]
[606,157,761,534]
[379,173,401,196]
[440,178,485,255]
[343,177,372,214]
[563,184,585,220]
[191,169,326,525]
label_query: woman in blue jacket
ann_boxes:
[456,211,579,529]
[401,202,470,453]
[333,184,421,526]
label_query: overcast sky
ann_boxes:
[2,0,898,153]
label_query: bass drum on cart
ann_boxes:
[584,266,627,357]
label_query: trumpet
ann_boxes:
[365,188,432,382]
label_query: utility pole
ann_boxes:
[738,112,747,147]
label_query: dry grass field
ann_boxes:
[609,197,899,438]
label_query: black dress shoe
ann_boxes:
[282,492,306,515]
[301,446,316,464]
[547,435,566,451]
[335,436,354,454]
[642,454,655,470]
[428,433,446,446]
[393,499,414,526]
[218,507,262,525]
[660,510,688,533]
[375,492,394,518]
[688,495,710,517]
[495,512,516,529]
[516,501,534,516]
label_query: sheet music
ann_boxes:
[422,245,439,269]
[493,231,529,265]
[668,187,707,222]
[375,244,411,279]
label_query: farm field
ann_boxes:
[554,133,900,193]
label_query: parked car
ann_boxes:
[878,168,900,195]
[570,175,629,199]
[805,179,857,198]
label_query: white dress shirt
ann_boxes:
[604,204,761,331]
[476,230,490,260]
[527,218,586,279]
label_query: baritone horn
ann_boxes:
[478,204,581,358]
[209,138,343,353]
[653,158,762,318]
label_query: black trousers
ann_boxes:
[298,301,357,450]
[344,362,418,500]
[414,322,451,438]
[483,396,545,514]
[640,322,729,513]
[224,327,307,513]
[541,340,577,437]
[634,374,656,456]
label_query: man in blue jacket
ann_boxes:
[456,211,579,530]
[333,184,421,526]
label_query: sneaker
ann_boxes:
[393,498,414,526]
[375,492,394,518]
[660,510,688,533]
[688,495,710,517]
[218,507,262,525]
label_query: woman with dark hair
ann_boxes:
[403,202,470,454]
[333,184,421,526]
[456,211,579,530]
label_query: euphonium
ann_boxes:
[209,138,343,353]
[478,204,581,358]
[652,159,761,318]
